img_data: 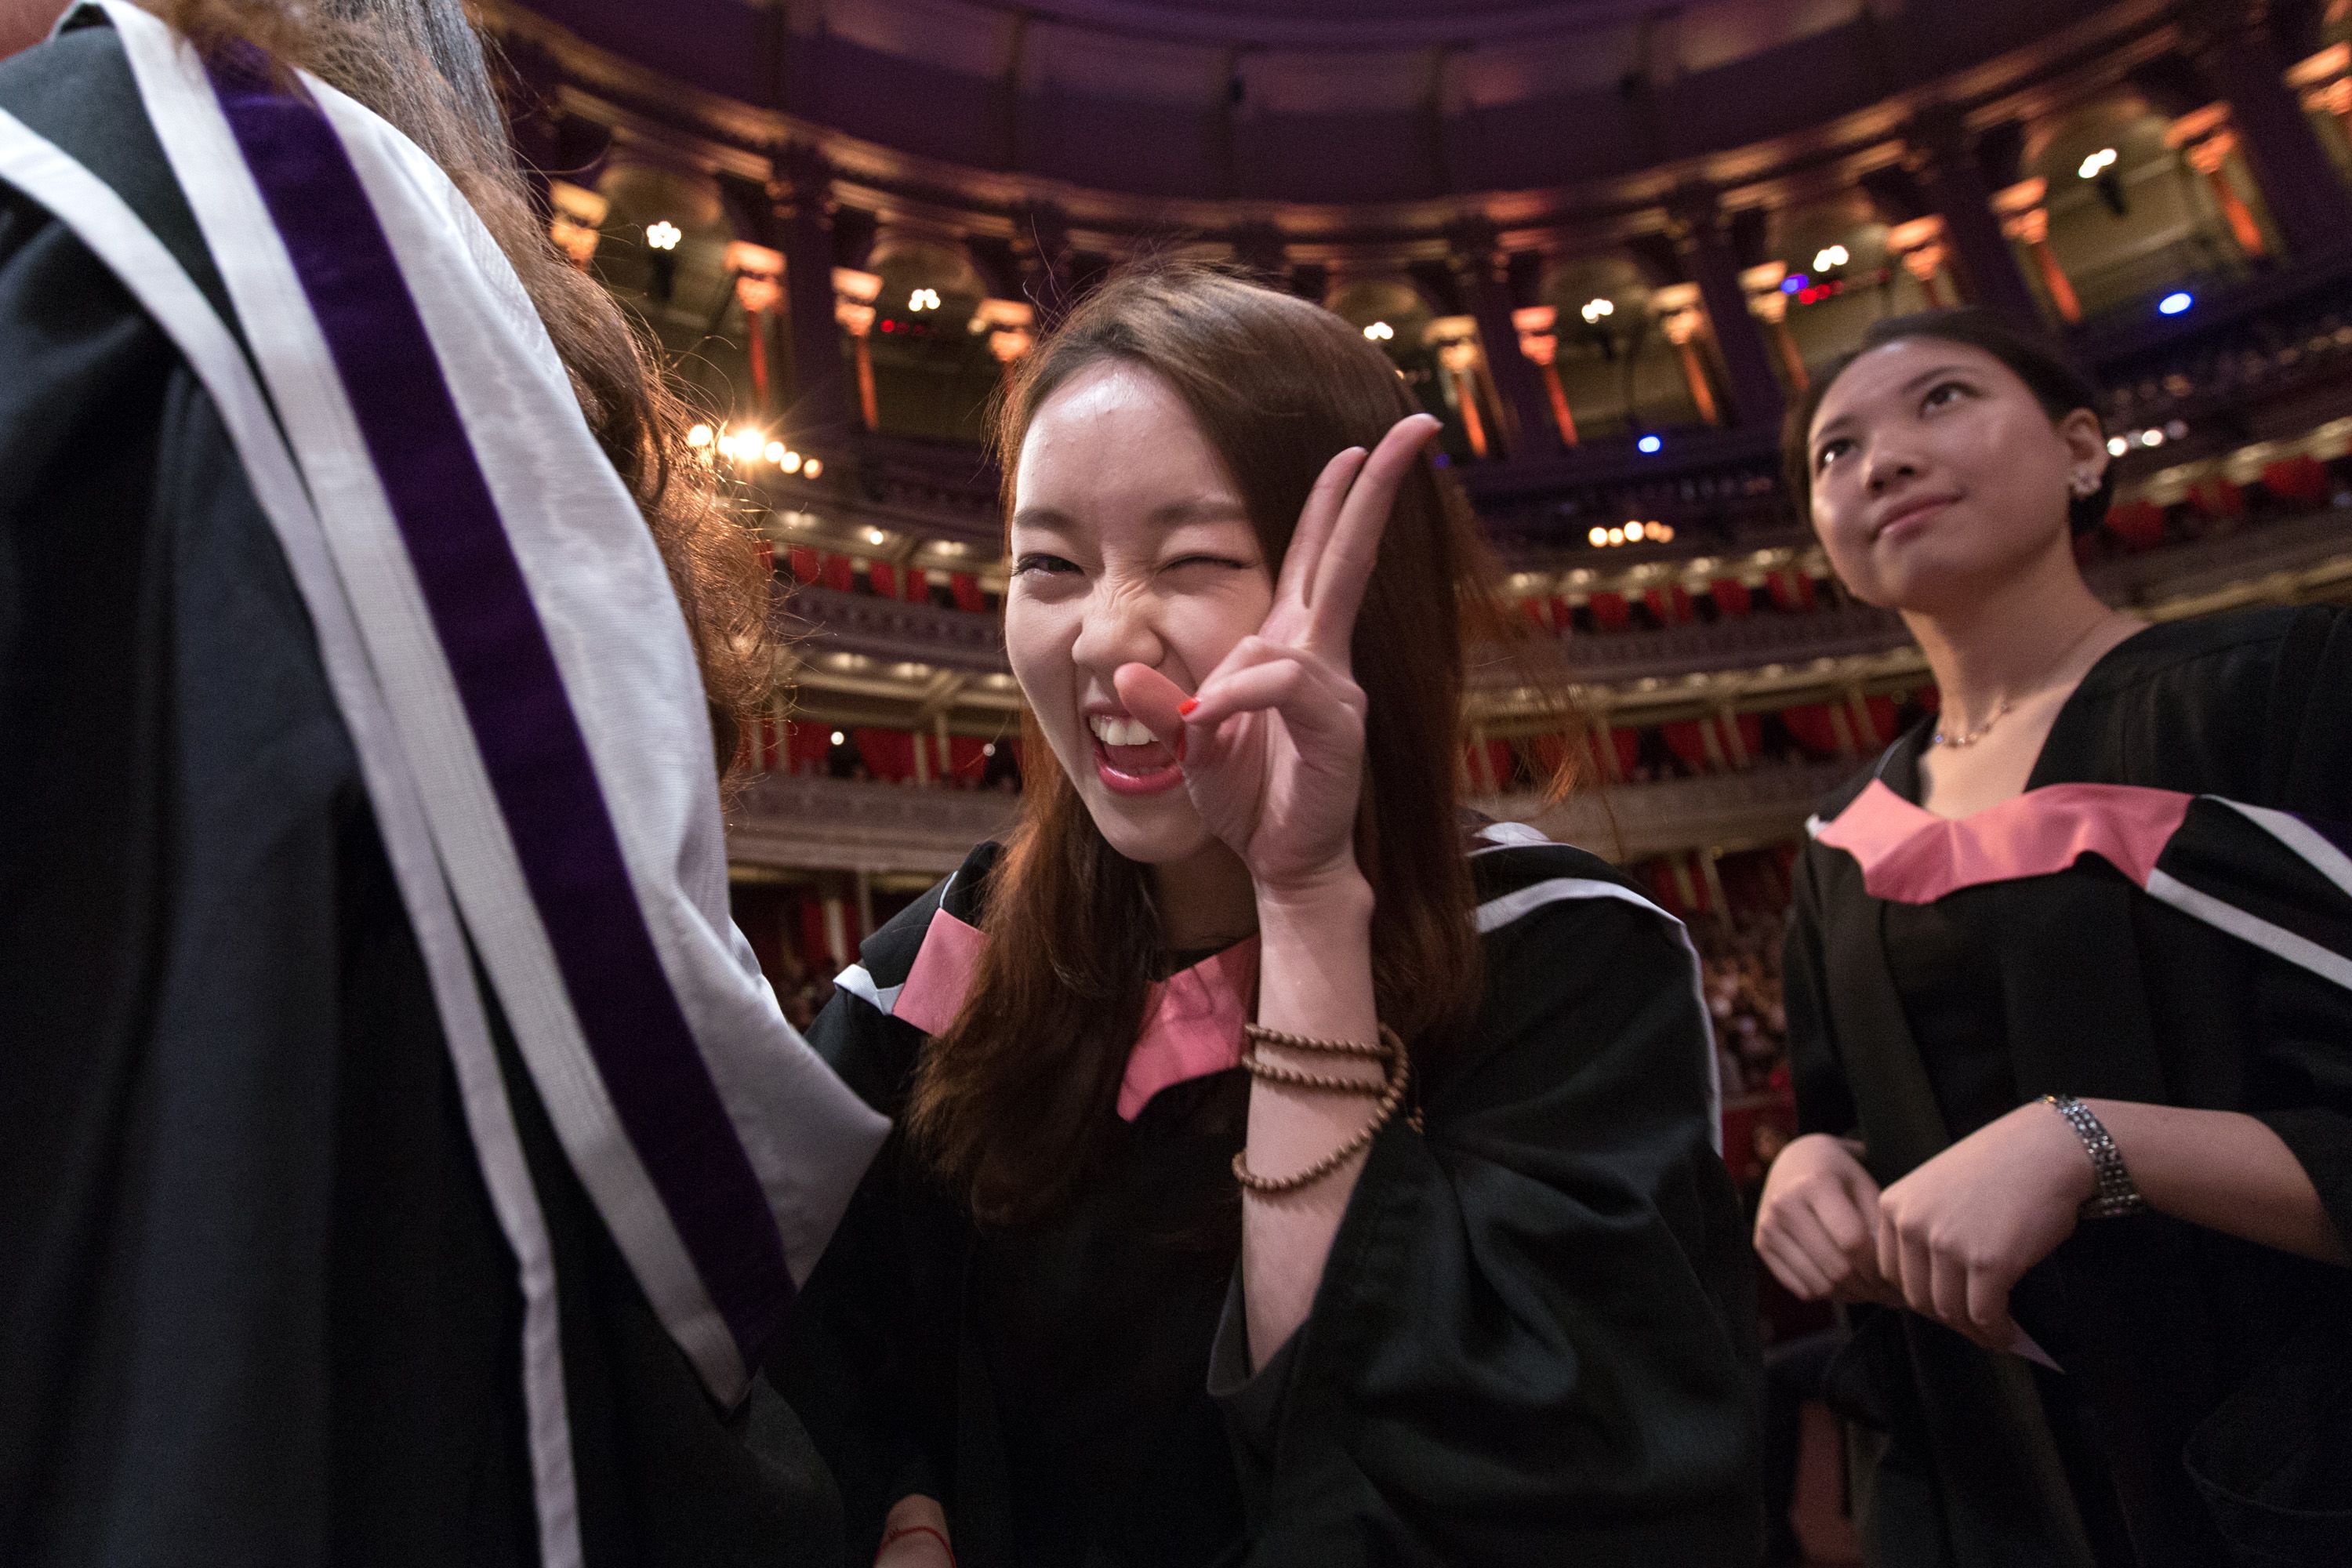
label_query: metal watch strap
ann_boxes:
[2042,1094,2146,1218]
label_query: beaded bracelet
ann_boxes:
[1232,1032,1411,1194]
[1243,1022,1396,1060]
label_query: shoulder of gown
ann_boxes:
[804,839,1001,1116]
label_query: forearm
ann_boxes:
[1241,871,1382,1369]
[2084,1099,2347,1265]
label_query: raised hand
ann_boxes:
[1116,412,1441,899]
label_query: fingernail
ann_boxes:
[1177,697,1198,717]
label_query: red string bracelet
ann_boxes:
[877,1523,956,1566]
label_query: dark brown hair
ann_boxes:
[907,263,1570,1225]
[155,0,773,764]
[1784,307,2114,536]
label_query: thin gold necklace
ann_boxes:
[1930,613,2114,750]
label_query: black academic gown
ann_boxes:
[778,835,1764,1566]
[0,27,840,1566]
[1785,608,2352,1568]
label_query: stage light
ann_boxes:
[1606,527,1625,544]
[779,449,803,474]
[1637,434,1663,454]
[645,220,681,251]
[1363,321,1395,341]
[764,441,786,463]
[909,288,941,312]
[803,459,824,478]
[1588,526,1608,546]
[2078,147,2118,180]
[2140,429,2165,448]
[1812,245,1849,271]
[1579,297,1615,325]
[2158,291,2193,316]
[2107,435,2129,456]
[686,423,713,448]
[1780,274,1807,294]
[1657,523,1675,542]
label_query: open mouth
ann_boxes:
[1087,712,1184,796]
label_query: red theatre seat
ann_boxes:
[950,572,986,613]
[867,560,897,598]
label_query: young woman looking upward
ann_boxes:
[779,266,1762,1567]
[1755,309,2352,1567]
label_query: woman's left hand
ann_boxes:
[1873,1099,2099,1350]
[1117,413,1440,900]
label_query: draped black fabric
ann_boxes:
[1786,608,2352,1568]
[0,27,841,1566]
[779,836,1763,1566]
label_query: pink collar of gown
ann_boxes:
[1815,778,2193,903]
[888,907,1259,1120]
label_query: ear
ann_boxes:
[2055,407,2108,491]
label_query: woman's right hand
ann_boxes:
[1754,1134,1902,1305]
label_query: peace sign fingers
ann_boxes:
[1301,413,1441,657]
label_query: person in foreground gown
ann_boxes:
[774,266,1763,1567]
[1752,307,2352,1567]
[0,2,886,1563]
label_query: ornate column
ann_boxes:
[1450,223,1559,456]
[1650,284,1722,426]
[1906,108,2047,330]
[1426,318,1494,459]
[1511,305,1579,446]
[1887,216,1955,307]
[969,296,1036,390]
[833,267,882,432]
[1992,178,2082,324]
[2185,2,2352,260]
[768,142,858,443]
[546,182,606,271]
[727,241,786,413]
[1740,262,1808,393]
[2289,44,2352,145]
[2166,104,2271,260]
[1664,188,1784,429]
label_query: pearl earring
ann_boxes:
[2071,472,2100,498]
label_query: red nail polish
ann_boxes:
[1177,698,1198,717]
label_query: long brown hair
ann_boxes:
[909,264,1568,1225]
[152,0,772,762]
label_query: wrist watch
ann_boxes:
[2042,1094,2146,1218]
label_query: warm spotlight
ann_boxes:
[645,220,681,251]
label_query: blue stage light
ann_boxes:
[2158,291,2193,316]
[1637,434,1663,454]
[1780,274,1808,294]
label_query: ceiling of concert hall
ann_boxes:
[503,0,2144,209]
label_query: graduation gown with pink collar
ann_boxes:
[776,829,1764,1567]
[1787,606,2352,1568]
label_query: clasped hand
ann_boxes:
[1116,413,1440,901]
[1754,1103,2098,1351]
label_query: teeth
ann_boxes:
[1089,714,1156,747]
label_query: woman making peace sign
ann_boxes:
[779,267,1760,1566]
